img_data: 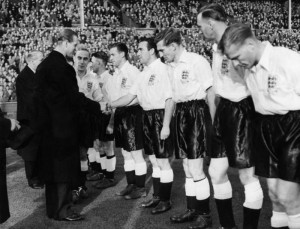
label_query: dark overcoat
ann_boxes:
[16,65,40,161]
[35,51,101,183]
[0,110,11,224]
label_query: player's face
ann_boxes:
[197,14,215,41]
[91,56,105,73]
[137,41,151,65]
[66,35,78,58]
[157,40,175,63]
[75,50,90,72]
[225,43,256,69]
[109,47,123,68]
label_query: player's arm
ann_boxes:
[110,93,137,109]
[160,98,175,140]
[206,86,218,123]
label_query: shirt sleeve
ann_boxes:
[286,51,300,94]
[194,55,213,91]
[129,74,142,96]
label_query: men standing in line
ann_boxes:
[36,29,101,221]
[16,50,44,189]
[155,28,214,229]
[90,51,116,189]
[197,4,264,229]
[219,23,300,229]
[110,38,174,213]
[106,43,146,198]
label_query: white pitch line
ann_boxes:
[122,175,152,229]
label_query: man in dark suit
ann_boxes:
[16,50,44,189]
[35,29,102,221]
[0,109,20,224]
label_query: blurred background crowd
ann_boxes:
[0,0,300,102]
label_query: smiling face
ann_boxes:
[75,50,90,72]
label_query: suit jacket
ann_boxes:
[35,51,101,183]
[0,110,12,224]
[16,65,40,161]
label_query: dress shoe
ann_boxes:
[124,187,146,200]
[170,209,198,223]
[29,183,44,189]
[116,184,135,196]
[60,213,84,221]
[86,172,104,181]
[72,189,80,203]
[141,196,160,208]
[94,178,116,189]
[151,200,172,214]
[188,214,212,229]
[78,186,88,199]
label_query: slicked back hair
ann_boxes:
[55,29,77,45]
[76,44,90,57]
[108,43,129,60]
[92,51,109,66]
[25,50,43,63]
[218,23,255,54]
[139,37,159,57]
[199,3,227,22]
[154,28,182,46]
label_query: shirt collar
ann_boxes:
[146,58,161,70]
[177,49,189,63]
[251,41,272,72]
[116,60,130,75]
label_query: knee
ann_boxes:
[131,151,145,163]
[189,166,205,180]
[239,168,257,186]
[122,149,133,161]
[268,187,280,204]
[277,192,299,209]
[208,163,228,184]
[157,159,171,171]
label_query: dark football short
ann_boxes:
[211,97,255,169]
[143,109,174,159]
[97,112,114,142]
[252,110,300,183]
[174,99,212,159]
[114,105,144,152]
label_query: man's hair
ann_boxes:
[25,50,43,63]
[218,23,255,54]
[92,51,109,66]
[56,29,77,45]
[199,3,227,22]
[154,27,182,46]
[108,43,129,60]
[139,37,159,57]
[76,44,90,57]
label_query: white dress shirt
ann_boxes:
[130,59,172,111]
[245,42,300,115]
[212,44,250,102]
[76,71,99,100]
[169,49,213,103]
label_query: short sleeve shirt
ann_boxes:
[95,70,112,102]
[106,61,140,103]
[245,42,300,115]
[130,59,172,111]
[76,71,99,100]
[169,50,213,103]
[212,44,250,102]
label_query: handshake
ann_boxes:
[99,102,113,114]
